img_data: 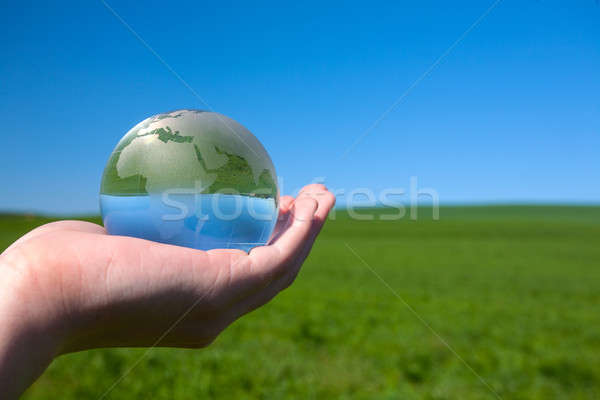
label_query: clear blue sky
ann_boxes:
[1,0,599,214]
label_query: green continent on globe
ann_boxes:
[100,110,277,199]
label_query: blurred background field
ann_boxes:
[2,205,598,399]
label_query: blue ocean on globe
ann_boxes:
[100,194,277,252]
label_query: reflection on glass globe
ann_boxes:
[100,109,279,252]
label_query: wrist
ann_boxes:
[0,247,69,398]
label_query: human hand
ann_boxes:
[0,184,335,398]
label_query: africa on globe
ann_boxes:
[100,109,279,252]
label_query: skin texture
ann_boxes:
[0,184,335,399]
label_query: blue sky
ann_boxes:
[1,0,599,214]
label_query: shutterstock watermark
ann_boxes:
[158,176,439,222]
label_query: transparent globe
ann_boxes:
[100,109,279,252]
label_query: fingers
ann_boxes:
[161,196,319,320]
[297,184,336,224]
[273,196,318,254]
[205,191,323,312]
[295,184,336,261]
[259,185,334,289]
[247,184,335,283]
[279,195,294,213]
[268,195,296,244]
[248,196,317,279]
[225,185,336,321]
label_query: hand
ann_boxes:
[0,184,335,398]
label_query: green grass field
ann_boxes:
[2,206,600,399]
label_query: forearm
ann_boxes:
[0,314,57,398]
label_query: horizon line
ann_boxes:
[2,201,600,219]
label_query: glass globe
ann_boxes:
[100,109,279,252]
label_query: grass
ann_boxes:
[2,206,600,399]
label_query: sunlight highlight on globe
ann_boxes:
[100,109,279,252]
